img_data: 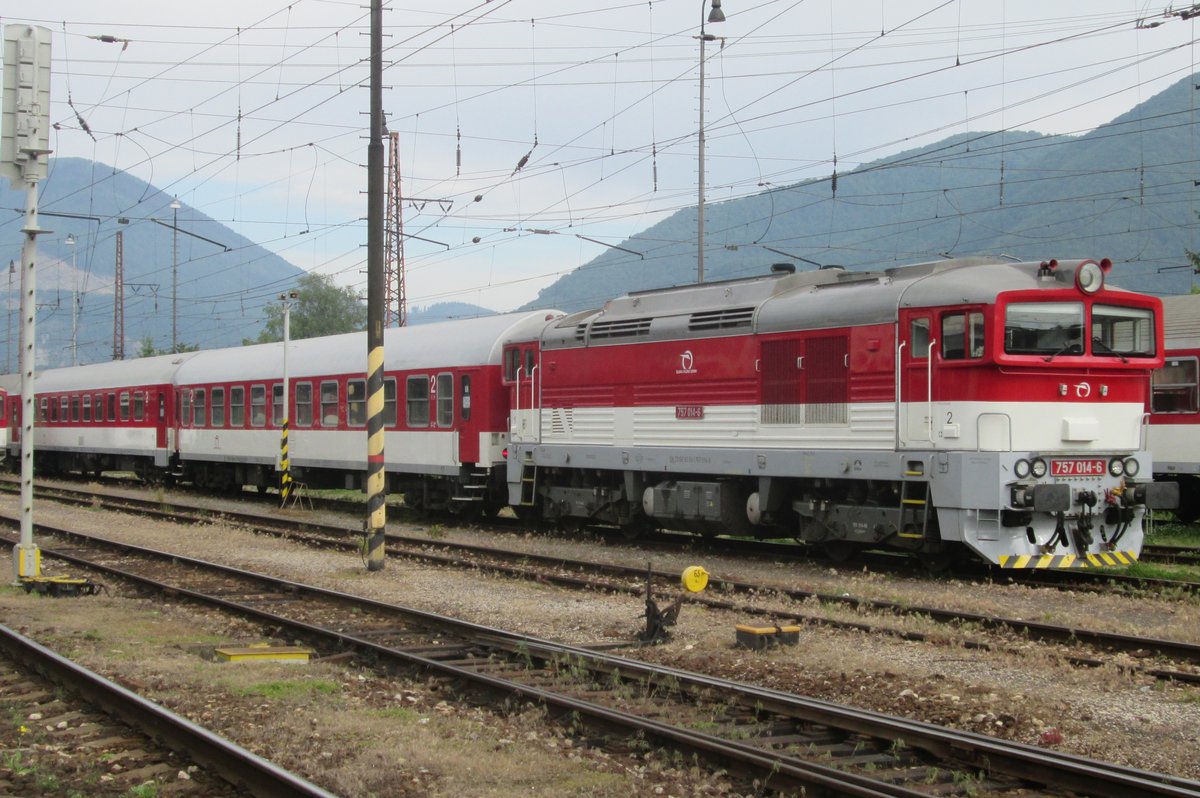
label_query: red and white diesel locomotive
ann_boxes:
[1148,293,1200,522]
[1,256,1179,569]
[504,257,1176,568]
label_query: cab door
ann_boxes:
[504,343,540,443]
[900,312,935,447]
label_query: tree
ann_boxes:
[137,336,199,357]
[251,273,366,344]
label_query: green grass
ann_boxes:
[1146,521,1200,549]
[234,679,340,700]
[1123,560,1200,583]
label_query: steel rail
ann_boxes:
[2,516,1198,797]
[0,623,338,798]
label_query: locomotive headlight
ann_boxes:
[1123,457,1140,477]
[1076,261,1104,294]
[1014,459,1031,479]
[1108,457,1124,477]
[1030,458,1048,478]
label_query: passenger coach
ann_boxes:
[1149,293,1200,522]
[0,353,196,479]
[172,311,561,508]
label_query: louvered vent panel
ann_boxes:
[688,307,754,332]
[589,318,652,340]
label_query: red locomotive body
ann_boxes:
[506,257,1175,567]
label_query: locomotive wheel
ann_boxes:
[920,545,965,573]
[823,540,856,563]
[1174,478,1200,524]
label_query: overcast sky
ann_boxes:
[7,0,1200,321]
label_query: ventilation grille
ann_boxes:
[589,318,652,340]
[689,307,754,332]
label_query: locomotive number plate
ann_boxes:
[1051,458,1106,477]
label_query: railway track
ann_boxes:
[1,513,1198,797]
[9,474,1196,585]
[11,479,1200,685]
[0,623,336,798]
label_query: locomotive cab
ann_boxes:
[899,258,1176,566]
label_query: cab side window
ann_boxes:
[910,318,930,359]
[941,312,985,360]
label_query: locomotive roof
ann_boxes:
[1162,293,1200,350]
[175,310,562,384]
[542,257,1109,347]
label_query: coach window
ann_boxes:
[250,385,267,427]
[461,376,472,422]
[320,381,339,427]
[194,388,207,428]
[82,395,92,423]
[131,391,144,422]
[910,318,930,359]
[1152,357,1199,414]
[39,398,48,422]
[107,393,116,422]
[437,373,453,427]
[230,386,245,427]
[119,392,130,421]
[407,375,430,427]
[180,390,192,427]
[50,398,58,422]
[347,379,367,426]
[272,384,285,426]
[383,377,397,427]
[295,383,313,426]
[95,394,104,421]
[211,387,226,427]
[71,396,80,422]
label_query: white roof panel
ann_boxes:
[175,311,561,385]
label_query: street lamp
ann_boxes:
[170,197,181,352]
[278,290,298,504]
[697,0,726,284]
[65,233,77,366]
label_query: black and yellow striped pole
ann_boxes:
[278,291,296,506]
[364,0,387,571]
[279,418,291,503]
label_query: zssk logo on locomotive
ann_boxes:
[676,350,697,375]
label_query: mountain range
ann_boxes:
[521,73,1200,312]
[5,73,1200,367]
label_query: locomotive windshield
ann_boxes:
[1091,304,1155,357]
[1004,302,1084,355]
[1004,301,1155,358]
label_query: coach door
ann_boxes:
[504,343,540,443]
[9,395,20,448]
